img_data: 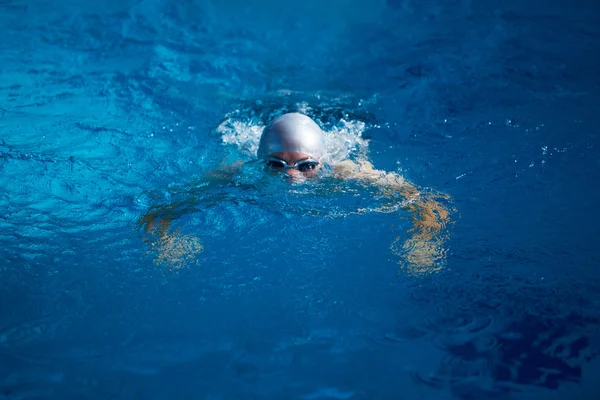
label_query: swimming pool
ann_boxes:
[1,0,599,398]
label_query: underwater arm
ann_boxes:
[137,161,244,269]
[332,159,419,201]
[138,161,244,237]
[333,160,453,273]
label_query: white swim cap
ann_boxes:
[257,113,326,160]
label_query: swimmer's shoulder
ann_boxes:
[332,159,378,180]
[196,160,245,184]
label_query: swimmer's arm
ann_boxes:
[201,160,245,183]
[332,160,419,201]
[333,160,452,269]
[138,161,244,237]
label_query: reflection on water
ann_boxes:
[0,315,72,355]
[410,311,597,398]
[0,302,597,398]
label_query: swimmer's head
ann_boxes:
[258,113,326,181]
[257,113,326,161]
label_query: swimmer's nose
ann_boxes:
[284,168,306,182]
[284,169,301,178]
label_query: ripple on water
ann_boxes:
[413,311,598,396]
[0,380,117,400]
[367,306,498,348]
[367,326,430,346]
[431,333,502,362]
[412,355,491,389]
[423,310,495,336]
[0,316,66,350]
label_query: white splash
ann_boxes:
[217,118,264,157]
[216,112,370,163]
[323,119,369,163]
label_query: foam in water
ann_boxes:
[216,106,370,164]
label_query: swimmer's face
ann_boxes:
[265,152,321,181]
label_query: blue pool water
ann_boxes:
[1,0,599,398]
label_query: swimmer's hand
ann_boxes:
[144,228,203,270]
[333,159,452,273]
[396,196,452,273]
[140,215,203,269]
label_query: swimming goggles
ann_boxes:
[265,157,320,172]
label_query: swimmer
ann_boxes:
[140,112,453,273]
